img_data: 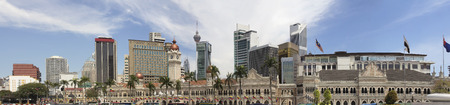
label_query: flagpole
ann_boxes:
[443,35,445,77]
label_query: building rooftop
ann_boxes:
[305,51,426,57]
[319,69,432,82]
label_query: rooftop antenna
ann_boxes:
[196,21,199,35]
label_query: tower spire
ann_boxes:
[196,21,199,35]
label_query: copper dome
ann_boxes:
[170,39,179,50]
[136,73,144,79]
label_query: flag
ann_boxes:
[444,37,450,52]
[404,36,410,53]
[316,39,324,53]
[253,96,256,99]
[260,96,263,99]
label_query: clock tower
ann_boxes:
[168,38,182,81]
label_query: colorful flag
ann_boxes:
[404,36,410,53]
[252,96,256,99]
[444,37,450,52]
[316,39,324,53]
[237,96,240,99]
[260,96,263,99]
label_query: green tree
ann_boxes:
[313,89,320,105]
[175,80,182,95]
[233,65,247,102]
[50,82,60,101]
[224,73,233,89]
[79,76,90,103]
[159,76,173,100]
[385,90,398,104]
[15,83,48,104]
[127,75,139,102]
[263,57,278,105]
[146,82,156,96]
[323,89,332,105]
[44,80,51,98]
[60,80,69,103]
[104,79,116,102]
[433,79,450,93]
[183,72,197,104]
[94,82,103,96]
[70,78,79,101]
[86,88,98,98]
[213,78,223,103]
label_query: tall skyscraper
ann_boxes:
[248,44,279,77]
[123,54,129,82]
[81,54,96,82]
[234,24,259,71]
[95,37,117,83]
[196,41,212,80]
[129,33,169,83]
[168,39,182,81]
[290,23,307,56]
[278,42,299,83]
[183,58,190,73]
[12,64,41,82]
[46,56,68,83]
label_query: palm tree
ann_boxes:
[263,57,278,105]
[50,82,60,102]
[104,79,116,102]
[146,82,156,97]
[44,80,52,98]
[175,80,182,96]
[184,72,197,104]
[159,76,173,101]
[79,76,90,103]
[213,78,223,103]
[70,78,79,102]
[224,73,233,89]
[233,65,247,104]
[127,75,139,102]
[60,80,69,103]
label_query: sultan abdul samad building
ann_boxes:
[60,51,437,105]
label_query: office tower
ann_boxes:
[234,24,259,71]
[183,58,190,73]
[123,54,129,82]
[12,64,41,82]
[168,39,182,81]
[95,37,117,83]
[196,41,211,80]
[281,57,294,84]
[278,42,299,83]
[248,44,279,76]
[81,54,96,82]
[129,33,169,83]
[46,56,68,83]
[290,23,307,56]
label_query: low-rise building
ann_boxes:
[8,75,39,92]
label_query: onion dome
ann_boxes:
[136,73,144,79]
[170,39,179,50]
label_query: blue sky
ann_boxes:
[1,0,450,81]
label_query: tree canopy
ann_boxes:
[15,83,48,98]
[313,89,320,105]
[385,90,398,104]
[323,89,332,104]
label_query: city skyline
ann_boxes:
[1,0,450,81]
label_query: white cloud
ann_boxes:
[394,0,450,23]
[112,0,334,77]
[0,0,119,36]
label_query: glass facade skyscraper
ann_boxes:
[234,24,259,72]
[281,57,294,84]
[196,41,211,79]
[290,23,307,56]
[128,33,168,83]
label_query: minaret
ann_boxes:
[432,66,436,77]
[439,66,444,78]
[168,38,182,81]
